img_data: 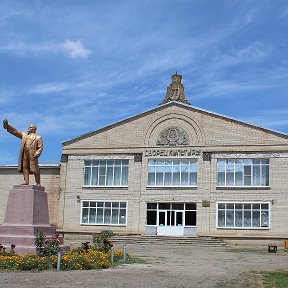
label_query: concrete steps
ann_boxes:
[110,235,227,247]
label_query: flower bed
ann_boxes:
[0,248,126,271]
[0,230,130,271]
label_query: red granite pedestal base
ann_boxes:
[0,185,69,255]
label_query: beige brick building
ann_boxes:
[1,73,288,242]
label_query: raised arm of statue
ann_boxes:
[3,119,24,139]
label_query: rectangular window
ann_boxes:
[147,159,197,186]
[84,160,129,186]
[217,202,270,229]
[81,201,127,225]
[217,159,269,187]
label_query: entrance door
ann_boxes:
[157,210,184,236]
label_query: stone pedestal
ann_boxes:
[0,185,68,255]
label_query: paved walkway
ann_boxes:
[1,243,287,287]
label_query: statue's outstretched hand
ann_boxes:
[3,119,8,129]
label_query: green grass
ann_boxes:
[262,271,288,288]
[226,247,288,255]
[226,247,268,254]
[125,256,147,264]
[109,256,147,268]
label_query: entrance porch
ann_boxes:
[145,202,197,236]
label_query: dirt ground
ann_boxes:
[0,242,287,288]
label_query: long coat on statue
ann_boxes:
[6,124,43,174]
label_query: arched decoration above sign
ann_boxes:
[144,113,205,147]
[157,127,189,146]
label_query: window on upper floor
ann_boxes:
[217,159,269,187]
[217,202,270,229]
[83,160,129,187]
[147,159,197,187]
[81,201,127,225]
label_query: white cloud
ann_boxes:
[209,42,268,70]
[0,41,55,56]
[278,7,288,20]
[243,114,288,133]
[29,82,70,94]
[242,7,259,25]
[0,39,92,59]
[0,9,31,26]
[60,39,92,59]
[191,70,288,101]
[235,42,267,58]
[28,79,100,95]
[0,90,14,104]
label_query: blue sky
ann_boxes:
[1,0,288,165]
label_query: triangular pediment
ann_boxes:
[62,101,288,154]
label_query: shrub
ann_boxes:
[92,230,114,252]
[100,230,114,238]
[35,230,60,256]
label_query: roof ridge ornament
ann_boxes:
[159,73,191,105]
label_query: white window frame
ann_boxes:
[83,160,129,187]
[147,159,198,187]
[216,158,270,187]
[80,200,128,226]
[216,202,270,230]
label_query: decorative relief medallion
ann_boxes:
[157,127,189,146]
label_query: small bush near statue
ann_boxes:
[0,230,129,271]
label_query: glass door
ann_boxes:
[157,210,184,236]
[171,210,184,235]
[157,210,170,235]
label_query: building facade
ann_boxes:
[1,74,288,241]
[57,74,288,239]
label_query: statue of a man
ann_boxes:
[3,119,43,186]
